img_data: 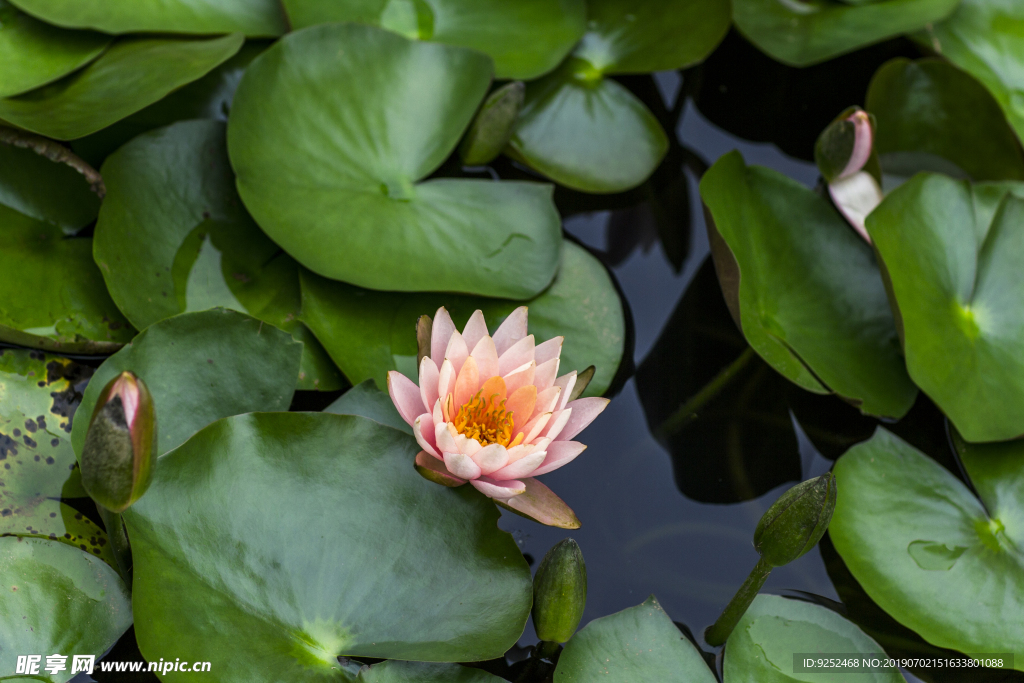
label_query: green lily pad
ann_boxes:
[283,0,586,80]
[324,380,411,435]
[919,0,1024,144]
[732,0,960,67]
[0,33,244,140]
[724,594,903,682]
[300,240,625,397]
[0,349,116,566]
[830,428,1024,668]
[867,58,1024,182]
[508,0,728,194]
[125,412,532,677]
[228,23,562,298]
[0,0,109,98]
[94,119,342,390]
[699,151,918,419]
[0,142,100,234]
[0,537,132,683]
[357,661,505,683]
[866,174,1024,441]
[7,0,285,36]
[0,204,134,354]
[71,309,302,459]
[553,596,716,682]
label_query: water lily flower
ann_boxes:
[387,306,608,528]
[815,107,883,243]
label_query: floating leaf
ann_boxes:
[699,151,918,419]
[126,412,532,676]
[919,0,1024,143]
[300,240,625,398]
[0,203,134,354]
[229,23,562,298]
[723,594,904,682]
[357,661,506,683]
[283,0,586,80]
[0,537,132,682]
[0,142,100,234]
[553,596,716,682]
[867,58,1024,181]
[95,119,342,390]
[509,0,728,193]
[324,380,411,435]
[732,0,960,67]
[867,174,1024,441]
[7,0,285,36]
[71,309,302,459]
[0,33,244,140]
[0,0,109,98]
[830,428,1024,668]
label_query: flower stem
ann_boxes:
[0,125,106,197]
[658,347,756,436]
[98,505,133,589]
[704,557,772,647]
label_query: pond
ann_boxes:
[1,2,1023,682]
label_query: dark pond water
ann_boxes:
[68,30,1020,683]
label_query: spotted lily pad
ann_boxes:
[699,151,918,419]
[0,33,244,140]
[282,0,586,80]
[553,596,716,682]
[732,0,960,67]
[0,0,109,98]
[867,58,1024,181]
[866,174,1024,441]
[71,309,303,459]
[919,0,1024,143]
[7,0,286,36]
[300,240,625,397]
[0,203,134,354]
[508,0,729,194]
[0,537,132,683]
[830,428,1024,668]
[0,142,100,234]
[228,23,562,298]
[125,412,532,678]
[723,594,903,682]
[94,120,342,390]
[0,349,115,566]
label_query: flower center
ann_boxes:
[453,390,514,447]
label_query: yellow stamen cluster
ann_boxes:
[453,390,514,447]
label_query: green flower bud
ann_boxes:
[532,538,587,643]
[814,106,877,183]
[754,473,837,567]
[81,371,157,513]
[459,81,525,166]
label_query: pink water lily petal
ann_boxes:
[498,335,535,376]
[504,362,536,394]
[495,478,580,529]
[491,449,547,480]
[414,414,440,458]
[444,331,469,375]
[445,451,482,480]
[554,371,577,411]
[471,476,526,498]
[415,451,465,487]
[534,358,560,392]
[473,443,510,475]
[838,110,873,180]
[520,412,552,444]
[432,397,444,426]
[437,422,482,457]
[534,386,562,418]
[419,356,440,414]
[387,371,425,426]
[462,310,488,352]
[534,336,564,366]
[493,306,528,355]
[504,441,535,466]
[557,397,610,441]
[829,171,880,244]
[470,336,499,381]
[542,407,571,441]
[431,307,457,368]
[453,355,481,410]
[530,441,586,476]
[437,359,456,411]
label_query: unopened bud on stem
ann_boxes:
[532,538,587,644]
